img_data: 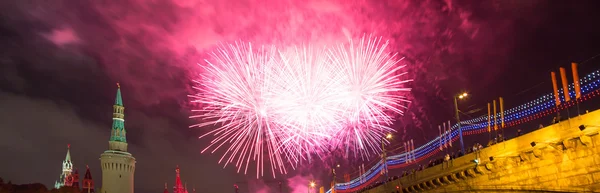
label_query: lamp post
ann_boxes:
[332,164,339,193]
[454,92,468,154]
[381,133,392,181]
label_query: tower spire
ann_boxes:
[164,183,169,193]
[65,144,72,162]
[109,83,128,151]
[115,83,123,106]
[62,144,74,186]
[83,165,95,193]
[173,166,184,193]
[55,144,74,189]
[100,82,136,193]
[72,168,80,190]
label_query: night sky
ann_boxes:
[1,0,600,192]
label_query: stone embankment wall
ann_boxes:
[365,110,600,193]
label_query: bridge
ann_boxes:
[360,110,600,192]
[325,68,600,193]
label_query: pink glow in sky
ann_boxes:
[43,27,80,46]
[286,175,317,193]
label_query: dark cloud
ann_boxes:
[0,92,108,185]
[1,0,600,192]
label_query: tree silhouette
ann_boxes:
[55,186,80,193]
[0,177,82,193]
[14,183,48,193]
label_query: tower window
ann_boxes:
[119,175,122,178]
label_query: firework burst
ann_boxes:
[189,35,412,178]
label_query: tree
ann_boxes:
[56,186,80,193]
[0,178,55,193]
[14,183,49,193]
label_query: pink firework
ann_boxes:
[328,35,412,158]
[189,35,412,178]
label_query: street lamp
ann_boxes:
[381,133,392,181]
[454,92,468,154]
[308,181,316,193]
[332,166,337,193]
[386,133,393,140]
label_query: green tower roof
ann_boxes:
[110,83,127,143]
[115,83,123,106]
[65,144,71,162]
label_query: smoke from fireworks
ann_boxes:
[189,35,412,178]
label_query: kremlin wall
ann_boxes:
[363,109,600,193]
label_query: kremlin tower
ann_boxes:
[55,145,74,189]
[83,165,95,193]
[173,166,185,193]
[54,145,86,191]
[72,168,80,189]
[164,166,194,193]
[100,83,136,193]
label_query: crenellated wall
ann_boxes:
[364,109,600,193]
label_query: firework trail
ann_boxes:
[189,35,412,178]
